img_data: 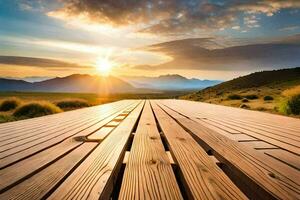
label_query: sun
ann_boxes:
[96,58,112,76]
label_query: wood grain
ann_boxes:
[0,102,137,191]
[158,101,300,200]
[48,101,144,200]
[151,101,247,200]
[119,101,182,200]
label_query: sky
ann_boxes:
[0,0,300,80]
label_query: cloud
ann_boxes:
[47,0,300,35]
[279,25,300,31]
[133,35,300,71]
[0,56,90,69]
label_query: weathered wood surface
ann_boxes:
[0,99,299,200]
[150,102,247,200]
[119,101,182,200]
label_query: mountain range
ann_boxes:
[0,74,220,93]
[0,74,134,94]
[121,74,221,90]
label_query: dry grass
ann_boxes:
[0,97,22,111]
[13,102,62,118]
[282,85,300,97]
[183,83,300,117]
[55,99,90,111]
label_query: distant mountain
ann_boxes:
[121,74,221,90]
[182,67,300,101]
[0,74,135,94]
[3,76,53,83]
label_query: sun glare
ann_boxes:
[95,49,114,76]
[96,58,113,75]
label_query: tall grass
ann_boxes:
[280,85,300,115]
[55,99,90,110]
[0,98,21,111]
[13,102,62,118]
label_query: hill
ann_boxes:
[0,74,135,94]
[121,74,221,90]
[181,67,300,114]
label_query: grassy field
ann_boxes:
[181,81,300,117]
[0,91,188,123]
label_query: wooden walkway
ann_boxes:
[0,100,299,200]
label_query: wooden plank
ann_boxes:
[162,100,300,155]
[158,101,300,200]
[0,103,135,190]
[240,141,277,150]
[162,99,300,130]
[119,101,182,200]
[166,151,175,165]
[87,126,114,141]
[191,106,300,138]
[194,118,253,142]
[263,149,300,170]
[105,120,120,127]
[48,101,144,200]
[151,102,247,199]
[197,117,242,134]
[207,118,300,150]
[0,100,131,144]
[0,142,97,200]
[0,101,139,168]
[123,151,130,164]
[216,117,300,139]
[228,134,258,142]
[0,100,131,135]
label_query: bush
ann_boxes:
[264,96,274,101]
[0,98,21,111]
[287,94,300,115]
[240,104,250,109]
[279,99,290,115]
[56,99,89,110]
[0,114,15,123]
[244,94,258,100]
[13,102,62,118]
[228,94,242,100]
[279,94,300,115]
[241,98,249,103]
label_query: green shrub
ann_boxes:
[13,102,62,118]
[287,94,300,115]
[227,94,242,100]
[0,98,21,111]
[263,96,274,101]
[0,114,15,123]
[56,99,89,110]
[241,98,249,103]
[279,99,290,115]
[279,94,300,115]
[244,94,258,100]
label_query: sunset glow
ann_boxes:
[0,1,300,80]
[95,57,113,76]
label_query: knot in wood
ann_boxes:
[176,137,185,141]
[149,159,157,165]
[149,136,157,140]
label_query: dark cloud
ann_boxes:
[50,0,300,34]
[134,34,300,71]
[0,56,89,69]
